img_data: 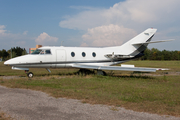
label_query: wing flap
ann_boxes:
[72,64,156,72]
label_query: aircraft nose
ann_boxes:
[4,59,15,65]
[4,60,10,65]
[4,55,28,66]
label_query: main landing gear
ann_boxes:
[77,69,107,76]
[25,70,34,78]
[97,70,107,76]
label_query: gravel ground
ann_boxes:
[0,85,179,120]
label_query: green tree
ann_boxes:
[141,48,151,60]
[8,47,27,58]
[0,50,2,57]
[1,49,9,60]
[22,49,27,55]
[140,48,180,61]
[162,50,171,60]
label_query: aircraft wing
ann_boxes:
[72,64,157,72]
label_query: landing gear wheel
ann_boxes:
[97,70,106,76]
[77,69,95,76]
[27,72,33,78]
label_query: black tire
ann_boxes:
[97,70,106,76]
[27,72,33,78]
[102,71,107,76]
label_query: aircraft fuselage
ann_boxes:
[5,46,137,69]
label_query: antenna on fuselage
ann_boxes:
[61,41,64,46]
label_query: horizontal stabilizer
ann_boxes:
[132,39,174,45]
[72,64,156,72]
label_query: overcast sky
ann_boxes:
[0,0,180,52]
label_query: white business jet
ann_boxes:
[4,28,172,77]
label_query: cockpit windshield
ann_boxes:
[31,49,42,54]
[31,49,51,55]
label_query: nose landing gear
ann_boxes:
[27,72,34,78]
[25,70,34,78]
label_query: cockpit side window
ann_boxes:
[31,49,42,54]
[40,49,51,55]
[45,50,51,54]
[40,50,45,54]
[31,49,51,55]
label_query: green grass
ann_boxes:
[0,62,78,76]
[0,61,180,116]
[0,75,180,116]
[1,60,179,76]
[127,60,180,70]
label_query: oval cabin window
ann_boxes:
[92,52,96,57]
[82,52,86,57]
[71,52,75,57]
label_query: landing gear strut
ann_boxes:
[25,70,34,78]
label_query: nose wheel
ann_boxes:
[27,72,34,78]
[25,70,34,78]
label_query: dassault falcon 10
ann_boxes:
[4,28,172,77]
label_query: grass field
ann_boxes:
[0,61,180,117]
[1,60,180,76]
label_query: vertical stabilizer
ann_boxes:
[121,28,157,56]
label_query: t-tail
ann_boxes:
[105,28,173,61]
[121,28,157,58]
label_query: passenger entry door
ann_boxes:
[56,49,66,67]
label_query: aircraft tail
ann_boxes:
[106,28,172,59]
[121,28,157,57]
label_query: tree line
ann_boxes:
[141,48,180,60]
[0,47,27,61]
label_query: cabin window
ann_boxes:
[92,52,96,57]
[71,52,75,57]
[82,52,86,57]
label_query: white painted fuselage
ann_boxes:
[4,46,134,68]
